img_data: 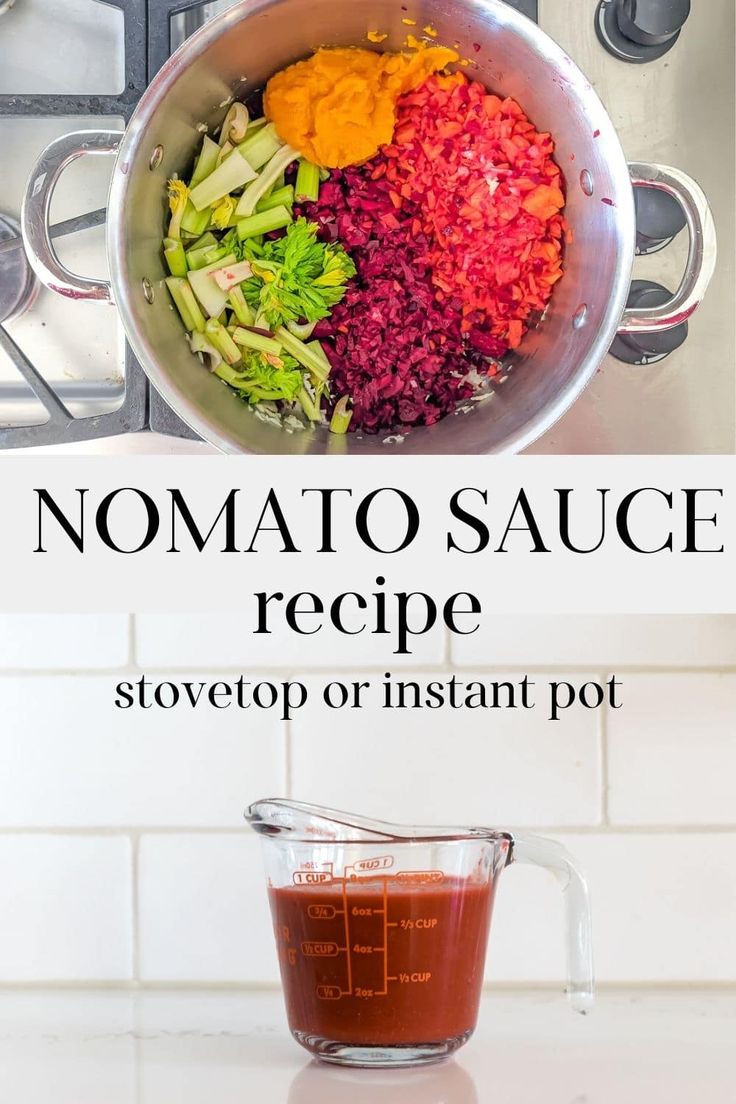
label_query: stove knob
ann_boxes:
[617,0,691,46]
[608,281,688,365]
[634,185,687,255]
[596,0,691,63]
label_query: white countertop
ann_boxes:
[1,988,733,1102]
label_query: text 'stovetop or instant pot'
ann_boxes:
[246,799,593,1067]
[20,0,716,454]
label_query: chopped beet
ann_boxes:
[298,73,566,435]
[301,167,491,434]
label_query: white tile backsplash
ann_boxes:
[451,615,736,668]
[0,674,285,827]
[1,614,735,986]
[489,832,736,983]
[135,613,445,668]
[138,834,277,983]
[607,674,736,825]
[0,614,129,668]
[0,835,132,980]
[290,672,602,826]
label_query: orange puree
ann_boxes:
[264,46,459,168]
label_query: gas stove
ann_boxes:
[0,0,732,453]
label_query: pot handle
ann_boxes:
[617,162,717,334]
[21,129,121,305]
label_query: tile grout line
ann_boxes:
[284,672,294,797]
[130,830,141,983]
[600,669,611,825]
[127,613,136,667]
[1,663,735,677]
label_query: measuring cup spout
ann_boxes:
[245,799,511,845]
[246,799,404,841]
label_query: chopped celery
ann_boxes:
[187,247,214,270]
[219,102,249,146]
[276,327,330,381]
[203,244,230,265]
[187,252,236,318]
[205,318,242,365]
[187,244,225,270]
[166,277,195,331]
[295,159,320,203]
[232,327,283,355]
[307,339,333,374]
[186,230,218,253]
[245,116,268,133]
[228,286,255,326]
[167,179,189,239]
[211,194,236,230]
[210,259,254,291]
[318,166,331,183]
[166,277,206,333]
[287,318,317,341]
[237,122,284,171]
[214,363,247,387]
[184,247,210,270]
[235,204,293,241]
[256,184,294,214]
[190,136,220,187]
[329,395,353,434]
[298,386,321,422]
[216,141,233,166]
[189,330,222,371]
[235,144,299,217]
[163,237,188,277]
[189,148,258,211]
[179,283,207,332]
[179,137,220,239]
[180,203,211,238]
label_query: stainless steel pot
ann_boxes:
[21,0,716,454]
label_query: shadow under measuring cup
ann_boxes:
[246,799,594,1069]
[288,1057,479,1103]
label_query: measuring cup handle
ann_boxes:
[509,833,594,1012]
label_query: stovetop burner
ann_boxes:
[0,215,37,324]
[609,280,689,366]
[634,185,687,256]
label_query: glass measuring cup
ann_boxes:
[247,799,593,1068]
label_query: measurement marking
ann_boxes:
[383,877,388,995]
[387,921,398,927]
[341,878,353,996]
[387,976,397,982]
[372,946,385,952]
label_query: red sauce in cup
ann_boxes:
[268,876,495,1047]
